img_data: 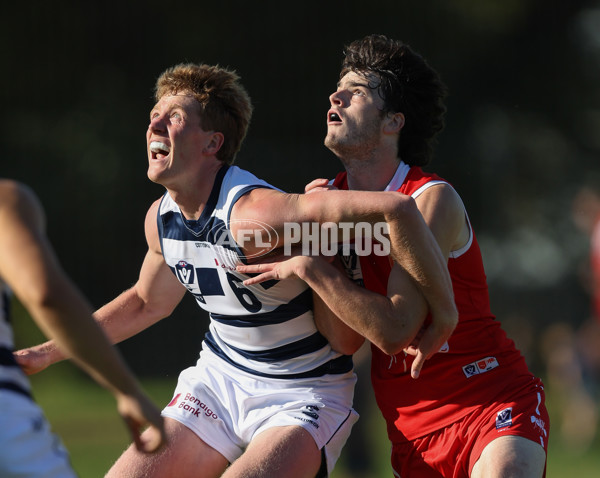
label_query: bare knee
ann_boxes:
[106,418,229,478]
[105,440,159,478]
[471,436,546,478]
[223,426,322,478]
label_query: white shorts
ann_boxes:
[161,348,359,475]
[0,389,76,478]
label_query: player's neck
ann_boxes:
[343,156,400,191]
[167,163,224,220]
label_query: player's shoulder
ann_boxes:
[149,195,165,212]
[0,180,43,219]
[414,180,464,216]
[224,166,283,212]
[0,181,47,239]
[232,186,286,214]
[223,165,278,190]
[0,179,33,204]
[145,195,168,226]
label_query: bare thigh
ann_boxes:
[471,435,546,478]
[105,417,229,478]
[222,425,322,478]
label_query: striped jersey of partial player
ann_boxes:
[157,165,352,379]
[0,279,32,399]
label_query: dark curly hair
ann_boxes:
[340,34,447,167]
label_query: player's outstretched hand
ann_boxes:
[14,344,53,375]
[116,391,166,453]
[238,255,313,285]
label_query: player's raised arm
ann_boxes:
[231,187,458,352]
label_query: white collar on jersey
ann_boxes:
[383,161,411,192]
[328,160,411,191]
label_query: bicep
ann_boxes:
[134,248,186,315]
[387,262,429,331]
[414,184,468,259]
[134,202,187,316]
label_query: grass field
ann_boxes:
[29,361,600,478]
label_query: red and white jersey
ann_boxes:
[333,162,536,442]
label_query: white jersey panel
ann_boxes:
[158,166,352,379]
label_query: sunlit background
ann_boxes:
[3,1,600,476]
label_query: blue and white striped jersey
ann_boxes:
[157,165,352,379]
[0,278,32,398]
[0,279,12,349]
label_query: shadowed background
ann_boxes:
[3,1,600,476]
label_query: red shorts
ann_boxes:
[390,379,549,478]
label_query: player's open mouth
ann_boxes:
[150,141,170,159]
[328,111,342,124]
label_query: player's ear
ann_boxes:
[204,132,224,155]
[383,112,405,134]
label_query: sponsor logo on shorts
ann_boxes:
[496,407,513,429]
[302,405,320,421]
[462,356,499,378]
[531,415,547,437]
[167,393,181,407]
[172,392,218,420]
[296,405,321,428]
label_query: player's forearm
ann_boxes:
[312,291,365,355]
[26,283,163,371]
[297,258,420,354]
[40,308,143,396]
[309,190,456,327]
[245,188,457,327]
[383,200,458,330]
[91,286,166,343]
[296,189,401,226]
[30,283,154,398]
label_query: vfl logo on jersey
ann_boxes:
[496,407,513,429]
[462,356,499,378]
[176,261,195,285]
[339,246,364,286]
